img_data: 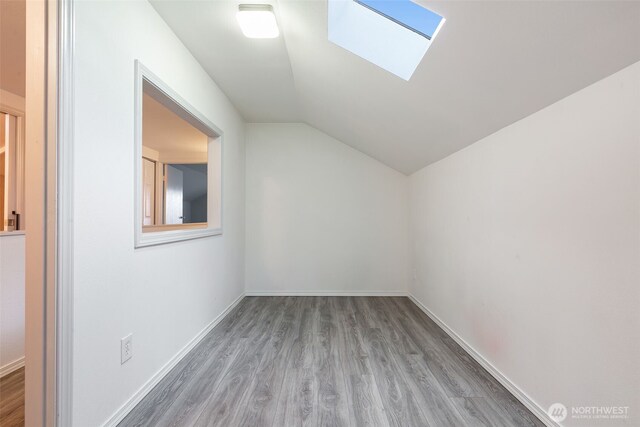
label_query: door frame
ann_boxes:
[0,110,25,232]
[27,0,75,425]
[26,0,74,424]
[53,0,74,426]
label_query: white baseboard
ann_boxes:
[101,293,246,427]
[407,294,558,427]
[245,291,408,296]
[0,357,25,378]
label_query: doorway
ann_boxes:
[0,0,28,424]
[0,0,64,426]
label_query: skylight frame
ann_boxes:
[328,0,446,80]
[353,0,445,40]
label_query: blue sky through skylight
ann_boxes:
[355,0,444,39]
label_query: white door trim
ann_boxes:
[56,0,75,425]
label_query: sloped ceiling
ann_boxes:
[151,0,640,174]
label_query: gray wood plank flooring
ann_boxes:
[120,297,543,427]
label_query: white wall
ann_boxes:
[410,61,640,425]
[0,234,25,373]
[245,123,410,295]
[72,1,245,425]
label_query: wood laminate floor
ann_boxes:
[121,297,543,427]
[0,367,25,427]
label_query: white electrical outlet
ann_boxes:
[121,334,133,364]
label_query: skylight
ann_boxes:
[355,0,444,40]
[328,0,445,80]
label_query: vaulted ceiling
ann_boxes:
[151,0,640,174]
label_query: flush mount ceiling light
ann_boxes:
[237,4,279,39]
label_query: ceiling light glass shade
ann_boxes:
[237,4,279,39]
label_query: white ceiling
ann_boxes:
[143,93,208,157]
[151,0,300,122]
[151,0,640,174]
